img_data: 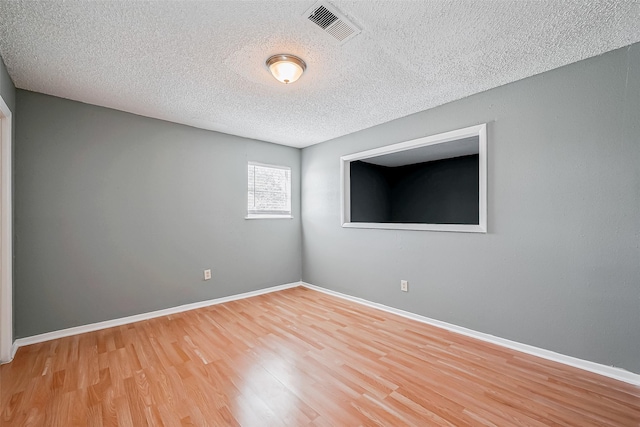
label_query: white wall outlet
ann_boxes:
[401,280,408,292]
[204,269,212,280]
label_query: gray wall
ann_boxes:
[390,155,479,224]
[351,156,479,224]
[15,90,301,338]
[301,44,640,373]
[350,161,391,222]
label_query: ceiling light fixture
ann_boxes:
[266,54,307,84]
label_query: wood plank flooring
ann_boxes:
[2,287,639,426]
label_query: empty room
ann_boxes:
[0,1,639,426]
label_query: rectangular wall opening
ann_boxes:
[341,124,487,233]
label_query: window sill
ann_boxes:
[245,214,293,220]
[342,222,485,233]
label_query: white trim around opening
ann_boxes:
[0,94,13,364]
[340,123,487,233]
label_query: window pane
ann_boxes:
[248,165,255,190]
[248,163,291,215]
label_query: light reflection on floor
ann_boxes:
[234,339,308,425]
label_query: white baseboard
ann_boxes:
[0,341,17,365]
[13,281,302,350]
[10,280,640,386]
[301,282,640,386]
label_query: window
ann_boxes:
[341,123,487,233]
[247,162,292,218]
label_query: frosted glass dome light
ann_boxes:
[266,54,307,84]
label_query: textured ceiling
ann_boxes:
[0,1,639,148]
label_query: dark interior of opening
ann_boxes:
[350,154,479,224]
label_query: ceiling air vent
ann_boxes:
[304,1,361,45]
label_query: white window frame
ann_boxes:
[246,161,292,219]
[340,123,487,233]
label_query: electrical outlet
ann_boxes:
[401,280,408,292]
[204,269,212,280]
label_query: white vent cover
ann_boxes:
[304,1,361,45]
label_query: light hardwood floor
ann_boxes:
[1,287,639,426]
